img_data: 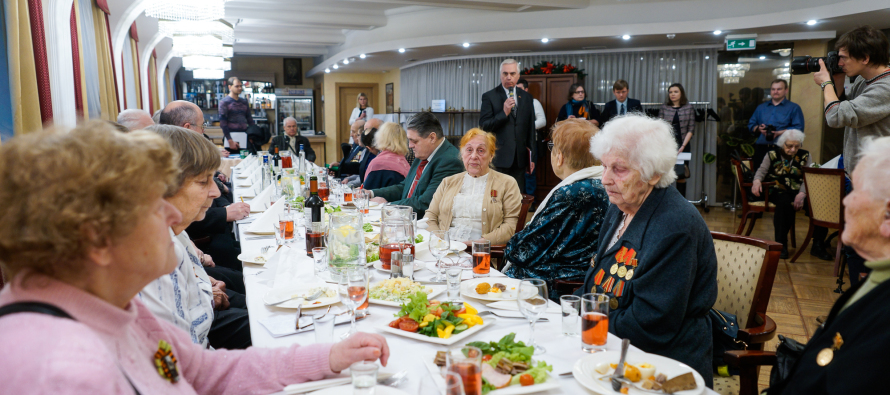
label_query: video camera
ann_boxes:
[790,51,842,75]
[764,125,778,142]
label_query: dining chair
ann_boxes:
[710,231,782,395]
[515,194,535,233]
[467,193,535,271]
[789,168,846,282]
[730,159,796,248]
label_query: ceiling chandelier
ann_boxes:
[182,55,231,71]
[172,36,233,57]
[723,77,740,84]
[192,69,225,79]
[146,0,229,22]
[159,20,234,44]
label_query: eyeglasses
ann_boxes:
[574,90,585,94]
[547,141,554,151]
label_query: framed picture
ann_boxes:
[283,58,303,85]
[386,83,394,113]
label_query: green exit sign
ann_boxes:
[726,38,756,51]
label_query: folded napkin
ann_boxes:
[249,185,274,213]
[233,155,255,171]
[250,166,262,183]
[259,246,319,291]
[487,300,561,313]
[246,196,286,235]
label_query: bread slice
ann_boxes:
[662,372,697,393]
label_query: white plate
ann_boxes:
[237,251,272,265]
[460,278,532,302]
[572,350,705,395]
[367,282,447,307]
[309,385,410,395]
[414,240,468,262]
[421,351,561,395]
[376,317,497,346]
[262,284,340,309]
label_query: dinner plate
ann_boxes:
[367,282,447,307]
[460,278,532,302]
[414,240,468,262]
[308,385,410,395]
[572,350,705,395]
[262,284,340,309]
[376,317,497,346]
[237,251,273,265]
[421,351,561,395]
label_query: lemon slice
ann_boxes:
[336,225,356,238]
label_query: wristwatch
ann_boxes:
[820,80,835,91]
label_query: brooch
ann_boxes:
[816,332,844,367]
[154,340,180,383]
[490,190,498,203]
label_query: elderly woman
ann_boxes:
[580,114,717,387]
[767,137,890,395]
[0,122,389,393]
[504,119,609,299]
[751,129,828,259]
[363,122,410,190]
[426,128,522,245]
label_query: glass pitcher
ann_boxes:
[326,210,366,281]
[379,218,415,270]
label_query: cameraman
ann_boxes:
[747,79,804,167]
[815,25,890,287]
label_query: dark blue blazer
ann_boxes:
[599,98,643,126]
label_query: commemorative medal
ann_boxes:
[610,263,619,275]
[617,265,628,278]
[154,340,180,383]
[816,332,844,367]
[625,268,634,280]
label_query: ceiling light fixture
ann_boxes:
[182,55,230,71]
[463,42,470,47]
[359,54,366,59]
[666,34,676,39]
[325,68,330,73]
[622,35,631,40]
[333,64,339,69]
[759,56,766,60]
[705,56,710,60]
[192,68,224,79]
[158,20,234,44]
[541,38,549,43]
[713,30,722,35]
[146,0,229,21]
[807,20,818,25]
[398,48,406,53]
[343,59,349,65]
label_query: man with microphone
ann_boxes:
[269,116,316,162]
[479,58,537,190]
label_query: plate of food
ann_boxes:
[237,249,273,265]
[572,350,704,395]
[368,278,446,307]
[376,292,493,345]
[262,284,340,309]
[423,333,560,394]
[460,278,531,301]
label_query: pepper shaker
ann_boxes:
[390,251,403,278]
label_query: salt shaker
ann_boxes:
[390,251,403,278]
[401,253,415,280]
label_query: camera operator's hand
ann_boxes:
[751,179,762,197]
[757,124,767,135]
[814,59,832,86]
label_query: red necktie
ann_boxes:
[406,160,429,198]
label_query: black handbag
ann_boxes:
[769,335,806,386]
[709,308,748,376]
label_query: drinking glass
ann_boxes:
[305,222,327,257]
[350,361,378,395]
[354,189,370,214]
[472,241,490,278]
[560,295,581,337]
[312,247,327,277]
[517,279,549,355]
[331,178,342,202]
[581,293,610,353]
[446,346,482,395]
[444,372,466,395]
[446,267,462,301]
[429,230,451,282]
[343,185,354,202]
[339,266,369,339]
[277,212,295,245]
[311,312,335,343]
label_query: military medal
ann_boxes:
[593,269,606,286]
[625,268,634,280]
[154,340,180,383]
[610,263,619,275]
[615,246,628,263]
[617,265,628,278]
[490,190,498,203]
[816,332,844,367]
[609,297,619,310]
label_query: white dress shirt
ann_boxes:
[532,98,546,129]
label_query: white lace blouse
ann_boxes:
[449,173,488,241]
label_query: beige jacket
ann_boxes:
[424,170,522,245]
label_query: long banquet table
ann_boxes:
[231,164,718,395]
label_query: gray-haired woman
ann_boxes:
[579,113,718,388]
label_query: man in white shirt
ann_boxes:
[516,79,546,196]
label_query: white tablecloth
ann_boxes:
[232,167,718,395]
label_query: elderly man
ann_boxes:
[116,109,154,131]
[342,118,382,187]
[369,112,463,217]
[332,119,365,177]
[479,58,537,190]
[269,117,316,162]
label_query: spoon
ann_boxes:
[612,338,630,391]
[268,289,325,306]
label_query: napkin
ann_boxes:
[233,155,255,171]
[250,166,262,183]
[267,246,321,291]
[487,300,561,313]
[258,306,348,337]
[249,185,274,213]
[246,196,286,235]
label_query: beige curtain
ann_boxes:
[73,0,88,117]
[129,37,142,109]
[149,54,159,113]
[164,67,173,105]
[6,0,43,134]
[91,6,118,120]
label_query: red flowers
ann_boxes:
[542,62,555,74]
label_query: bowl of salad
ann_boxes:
[368,278,446,307]
[376,292,493,345]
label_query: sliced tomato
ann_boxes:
[398,318,420,332]
[455,308,467,315]
[431,307,444,317]
[519,374,534,387]
[482,354,493,362]
[388,318,402,328]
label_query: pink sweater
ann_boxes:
[0,275,335,394]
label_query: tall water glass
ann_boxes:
[429,230,451,281]
[581,293,610,353]
[560,295,581,337]
[446,346,482,395]
[517,279,548,355]
[355,189,370,214]
[312,247,327,277]
[444,372,466,395]
[446,267,462,301]
[339,266,369,340]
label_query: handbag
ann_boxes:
[709,308,747,376]
[769,335,806,387]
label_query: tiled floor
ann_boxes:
[700,207,847,392]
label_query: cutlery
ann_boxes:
[247,236,275,240]
[612,338,630,391]
[296,312,366,331]
[293,306,302,331]
[381,370,408,387]
[297,305,330,330]
[558,372,574,377]
[478,310,549,322]
[268,289,325,306]
[260,245,272,255]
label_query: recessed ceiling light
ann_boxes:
[325,68,330,73]
[580,59,583,62]
[333,64,339,69]
[622,35,631,40]
[462,42,470,47]
[541,38,549,43]
[759,56,766,60]
[807,20,818,25]
[705,56,710,60]
[398,48,406,53]
[359,54,366,59]
[713,30,722,35]
[343,59,349,65]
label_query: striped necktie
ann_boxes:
[406,160,429,198]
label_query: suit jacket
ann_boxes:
[479,84,537,169]
[269,135,316,162]
[371,139,464,218]
[578,187,717,387]
[599,98,643,126]
[424,170,522,245]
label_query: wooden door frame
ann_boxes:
[336,83,378,153]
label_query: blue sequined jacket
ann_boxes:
[504,178,609,299]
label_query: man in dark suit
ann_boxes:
[598,79,643,126]
[269,116,316,162]
[369,112,464,217]
[479,58,537,191]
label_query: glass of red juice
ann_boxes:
[581,293,610,353]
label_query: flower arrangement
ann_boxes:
[521,61,587,79]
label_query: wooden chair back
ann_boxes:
[516,194,535,233]
[802,167,846,228]
[710,231,781,329]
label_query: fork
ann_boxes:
[381,370,409,387]
[260,245,272,255]
[478,310,549,322]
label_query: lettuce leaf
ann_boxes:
[508,361,554,385]
[395,291,430,322]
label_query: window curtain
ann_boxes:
[122,34,136,109]
[3,0,41,136]
[0,0,12,142]
[74,0,100,119]
[91,0,118,120]
[148,51,159,114]
[27,0,52,125]
[69,4,85,118]
[164,67,173,105]
[129,37,142,109]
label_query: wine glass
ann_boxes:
[517,278,549,354]
[339,266,369,339]
[429,230,451,282]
